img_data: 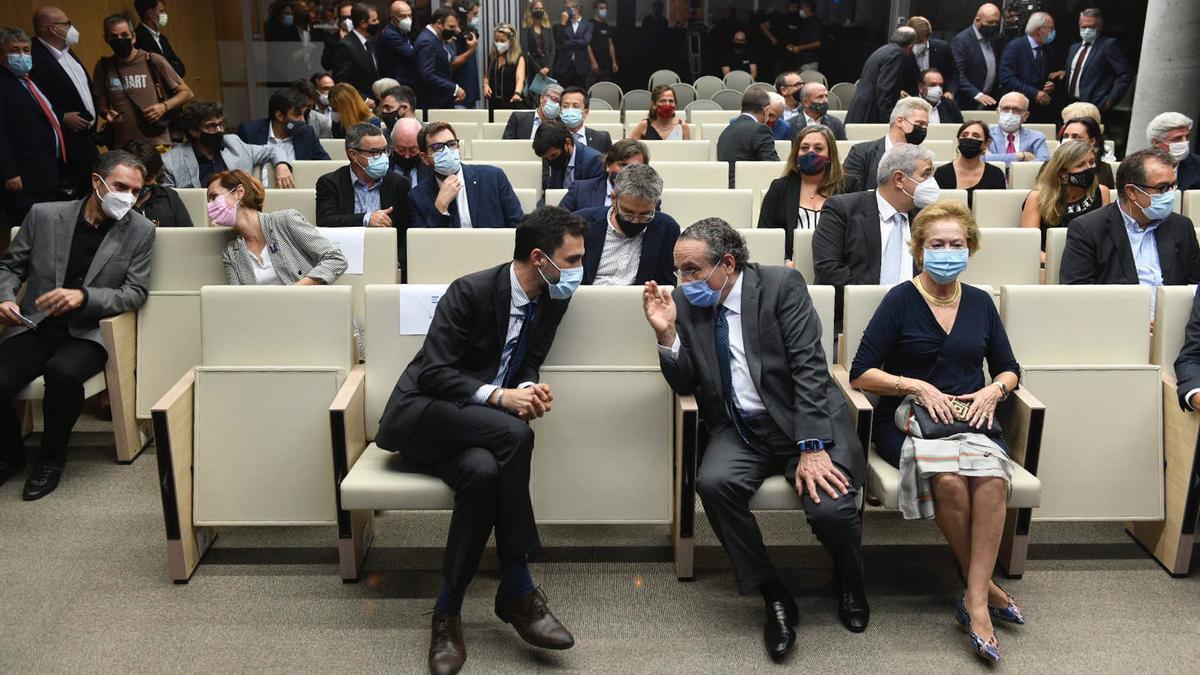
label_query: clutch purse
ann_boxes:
[896,394,1003,440]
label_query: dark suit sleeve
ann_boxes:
[1175,288,1200,410]
[409,186,456,228]
[1104,41,1134,109]
[841,144,867,194]
[777,270,834,442]
[497,173,525,226]
[812,196,853,287]
[1058,222,1098,284]
[235,124,253,144]
[999,43,1039,99]
[502,113,521,139]
[951,34,981,101]
[559,183,580,211]
[416,39,458,100]
[512,301,569,385]
[654,216,680,286]
[314,172,367,228]
[936,43,959,97]
[658,291,700,396]
[82,225,154,318]
[414,279,493,404]
[0,209,34,303]
[329,42,354,89]
[1180,221,1200,284]
[377,25,415,59]
[829,117,847,141]
[758,179,786,230]
[752,124,780,162]
[307,127,331,160]
[877,52,904,119]
[594,130,612,153]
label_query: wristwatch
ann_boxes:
[993,381,1010,401]
[798,439,829,453]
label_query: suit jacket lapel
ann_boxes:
[783,174,801,234]
[494,264,511,346]
[863,192,882,280]
[462,166,480,224]
[634,218,663,283]
[740,267,764,392]
[583,213,605,281]
[1107,206,1138,282]
[85,215,127,285]
[1156,218,1177,284]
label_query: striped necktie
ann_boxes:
[21,76,67,163]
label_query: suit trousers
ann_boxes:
[697,419,864,595]
[0,330,107,465]
[400,399,539,591]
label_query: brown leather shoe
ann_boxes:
[428,611,466,675]
[494,588,575,650]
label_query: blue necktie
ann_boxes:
[503,302,537,388]
[715,306,757,448]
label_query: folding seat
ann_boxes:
[636,140,711,162]
[924,140,955,162]
[491,109,515,125]
[828,83,856,108]
[1025,123,1057,140]
[263,188,318,224]
[588,122,624,140]
[482,122,507,139]
[449,122,481,159]
[775,140,791,159]
[733,160,789,190]
[1043,227,1069,284]
[425,109,488,125]
[649,69,681,89]
[690,110,737,126]
[660,189,753,229]
[153,285,354,581]
[469,139,537,162]
[289,160,346,189]
[1010,161,1043,190]
[692,75,724,101]
[319,138,347,161]
[939,188,969,206]
[653,161,728,189]
[405,229,516,283]
[174,188,208,226]
[514,188,538,214]
[463,160,542,191]
[972,189,1028,227]
[587,82,622,111]
[739,229,786,266]
[845,123,889,141]
[1184,190,1200,218]
[721,71,753,92]
[925,124,963,142]
[963,110,998,125]
[792,229,816,283]
[711,89,743,110]
[543,189,566,207]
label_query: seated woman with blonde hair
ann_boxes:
[329,82,383,138]
[850,200,1023,664]
[1021,139,1111,252]
[206,170,347,286]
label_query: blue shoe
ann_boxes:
[957,597,1001,664]
[988,586,1026,625]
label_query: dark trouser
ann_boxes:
[0,330,108,466]
[697,418,863,595]
[401,400,539,592]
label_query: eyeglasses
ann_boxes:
[351,146,391,159]
[427,139,461,153]
[675,263,717,282]
[901,117,928,129]
[615,206,655,224]
[1133,182,1177,195]
[199,121,226,133]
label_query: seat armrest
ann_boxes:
[330,365,367,473]
[673,393,701,580]
[100,311,142,461]
[997,386,1045,473]
[831,364,874,454]
[150,368,202,581]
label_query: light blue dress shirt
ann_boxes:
[352,173,382,226]
[1117,201,1163,317]
[984,125,1050,164]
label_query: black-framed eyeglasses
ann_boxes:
[351,146,392,159]
[615,205,655,224]
[427,139,461,153]
[1133,182,1177,195]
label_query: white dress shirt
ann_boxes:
[1068,41,1095,98]
[143,25,165,52]
[530,112,544,139]
[262,123,295,184]
[782,105,801,122]
[572,125,588,148]
[473,264,536,404]
[248,247,282,285]
[929,105,942,124]
[436,170,473,227]
[36,38,95,119]
[876,189,913,283]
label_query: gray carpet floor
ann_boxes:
[2,426,1199,673]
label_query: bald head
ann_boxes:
[998,91,1029,111]
[33,6,68,42]
[392,117,422,157]
[391,1,412,17]
[976,3,1001,21]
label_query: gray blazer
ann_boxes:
[223,209,348,286]
[160,135,289,188]
[0,199,155,347]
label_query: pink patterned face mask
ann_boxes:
[207,190,239,226]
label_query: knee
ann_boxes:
[456,448,501,493]
[933,475,971,512]
[495,418,535,456]
[804,493,860,530]
[696,468,741,503]
[42,362,91,390]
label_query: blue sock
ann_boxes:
[435,581,465,616]
[497,556,535,599]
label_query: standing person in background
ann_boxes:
[521,0,555,103]
[901,16,958,101]
[951,3,1002,110]
[587,1,617,86]
[414,6,465,109]
[329,2,383,101]
[845,27,915,124]
[484,23,526,111]
[133,0,185,78]
[264,1,302,42]
[1063,8,1131,121]
[376,1,418,89]
[760,1,819,75]
[722,30,758,81]
[553,0,592,88]
[450,0,481,109]
[998,11,1064,124]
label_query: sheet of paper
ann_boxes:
[317,227,365,275]
[399,284,449,335]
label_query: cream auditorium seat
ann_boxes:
[660,189,754,228]
[845,123,890,141]
[1000,284,1162,523]
[841,284,1043,575]
[740,229,787,266]
[588,122,624,140]
[1044,139,1059,155]
[958,227,1041,286]
[1130,285,1200,574]
[735,161,787,190]
[1010,161,1043,190]
[963,110,998,125]
[464,160,542,191]
[924,140,955,162]
[938,188,969,206]
[322,228,398,337]
[701,123,731,143]
[972,190,1028,228]
[653,161,728,189]
[1184,190,1199,218]
[320,138,347,161]
[448,122,481,159]
[264,188,318,224]
[636,140,711,162]
[482,122,507,139]
[406,229,516,283]
[543,189,566,207]
[176,187,208,226]
[425,108,487,125]
[153,285,354,582]
[690,110,738,126]
[1174,189,1184,214]
[491,109,515,125]
[290,160,346,190]
[792,229,816,283]
[586,110,621,124]
[926,124,966,142]
[774,140,791,159]
[514,188,538,214]
[1025,123,1056,140]
[469,139,537,162]
[835,139,860,160]
[1043,227,1069,284]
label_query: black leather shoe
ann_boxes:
[495,588,575,650]
[22,462,63,501]
[763,599,797,661]
[0,454,24,487]
[836,577,870,633]
[428,611,466,675]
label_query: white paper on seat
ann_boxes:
[399,284,449,335]
[317,227,366,274]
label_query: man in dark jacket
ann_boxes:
[845,27,915,124]
[133,0,185,77]
[716,88,780,188]
[30,7,99,197]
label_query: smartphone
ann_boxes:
[14,311,38,331]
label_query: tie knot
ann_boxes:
[1007,133,1015,142]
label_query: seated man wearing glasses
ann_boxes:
[409,121,525,230]
[573,164,679,286]
[314,123,412,273]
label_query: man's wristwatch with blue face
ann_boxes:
[799,439,828,453]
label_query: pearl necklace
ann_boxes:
[913,277,960,307]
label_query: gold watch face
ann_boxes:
[950,399,971,422]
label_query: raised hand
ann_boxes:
[642,281,677,346]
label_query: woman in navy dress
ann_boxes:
[849,200,1023,664]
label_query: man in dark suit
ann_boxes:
[0,150,154,500]
[1064,8,1132,118]
[841,96,931,194]
[314,124,411,273]
[413,6,465,109]
[0,28,66,227]
[816,144,933,325]
[900,17,958,99]
[1172,288,1200,412]
[329,2,383,100]
[575,165,677,286]
[999,11,1064,124]
[1060,149,1200,289]
[376,0,418,88]
[642,219,867,662]
[30,7,99,198]
[950,3,1002,109]
[786,83,846,141]
[533,120,604,194]
[236,88,331,164]
[408,121,524,230]
[845,27,915,124]
[716,88,781,189]
[375,208,586,674]
[1147,113,1200,192]
[502,84,563,140]
[559,86,611,153]
[552,0,593,88]
[133,0,185,78]
[919,69,963,124]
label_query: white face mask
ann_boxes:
[95,176,136,220]
[998,111,1023,133]
[923,86,942,103]
[58,24,81,46]
[158,12,169,28]
[397,17,413,32]
[912,42,927,56]
[330,111,342,123]
[495,41,510,53]
[902,174,941,208]
[1167,140,1191,162]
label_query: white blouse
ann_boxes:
[248,247,282,285]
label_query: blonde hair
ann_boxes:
[1035,140,1097,226]
[523,1,550,28]
[910,200,981,260]
[489,22,523,63]
[784,124,844,197]
[1061,101,1102,125]
[329,82,373,128]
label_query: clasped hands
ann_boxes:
[906,378,1002,431]
[490,383,554,420]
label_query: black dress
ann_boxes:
[1023,187,1104,250]
[849,282,1021,467]
[933,161,1007,207]
[486,55,522,110]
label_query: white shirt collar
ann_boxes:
[509,263,532,308]
[269,122,290,142]
[876,189,901,222]
[36,37,69,58]
[145,24,161,39]
[354,29,370,46]
[720,269,745,315]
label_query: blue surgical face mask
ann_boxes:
[365,153,390,178]
[433,146,461,176]
[282,14,295,26]
[6,53,33,77]
[537,254,583,299]
[1133,186,1176,221]
[681,263,731,307]
[1079,27,1099,43]
[1044,29,1056,44]
[922,248,969,284]
[541,100,560,119]
[559,107,584,128]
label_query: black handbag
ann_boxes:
[897,394,1004,440]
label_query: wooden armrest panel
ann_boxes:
[150,368,204,580]
[831,364,874,454]
[330,365,367,472]
[100,311,141,462]
[998,386,1045,472]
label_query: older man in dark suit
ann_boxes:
[375,207,585,675]
[716,88,780,188]
[999,11,1065,124]
[845,27,916,124]
[1063,8,1132,118]
[900,16,958,99]
[950,3,1002,109]
[551,0,593,88]
[841,96,931,194]
[0,150,154,500]
[786,82,846,140]
[643,219,867,662]
[30,7,99,198]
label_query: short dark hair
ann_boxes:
[677,218,750,270]
[345,123,384,152]
[121,139,163,181]
[95,149,147,181]
[382,85,416,108]
[178,100,224,132]
[103,14,131,34]
[418,121,458,151]
[430,6,456,24]
[310,72,333,88]
[1061,115,1104,145]
[532,120,572,156]
[740,87,770,114]
[1116,148,1175,194]
[513,207,589,262]
[773,71,800,91]
[134,0,160,18]
[268,88,309,119]
[350,2,376,25]
[561,85,590,109]
[292,78,319,101]
[604,138,649,166]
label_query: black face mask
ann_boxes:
[1066,167,1097,188]
[978,23,999,39]
[548,149,570,172]
[903,121,927,145]
[283,120,302,137]
[367,22,382,36]
[392,154,421,171]
[732,42,746,51]
[380,111,400,128]
[616,213,649,238]
[809,101,829,117]
[532,9,544,19]
[109,37,134,58]
[198,131,224,152]
[441,28,456,41]
[957,137,984,159]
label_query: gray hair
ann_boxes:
[390,116,422,143]
[767,91,786,110]
[1147,112,1193,143]
[95,150,147,181]
[543,83,564,99]
[0,27,31,47]
[889,96,932,125]
[1080,8,1103,21]
[345,122,384,152]
[678,218,750,269]
[612,164,663,202]
[876,143,935,188]
[891,26,916,48]
[799,82,826,103]
[1025,11,1052,34]
[371,77,400,100]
